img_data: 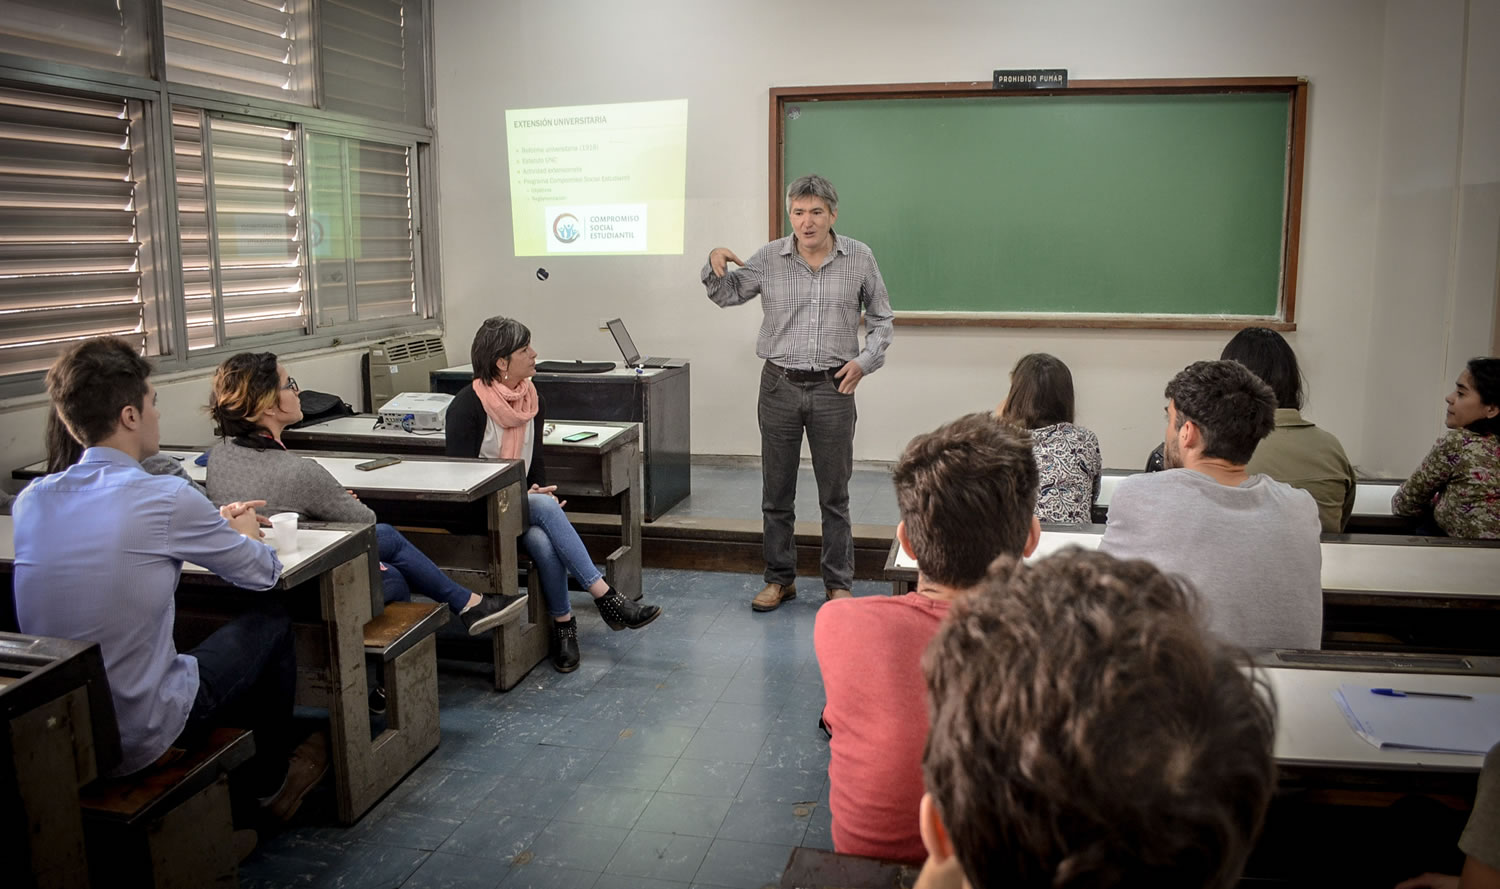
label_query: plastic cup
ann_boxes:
[269,512,299,553]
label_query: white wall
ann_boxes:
[431,0,1499,475]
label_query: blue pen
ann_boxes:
[1371,688,1472,700]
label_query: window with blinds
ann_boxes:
[0,86,148,377]
[0,0,153,76]
[306,132,416,326]
[174,107,308,350]
[164,0,315,106]
[320,0,427,126]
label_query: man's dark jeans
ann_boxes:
[179,606,295,798]
[758,361,856,591]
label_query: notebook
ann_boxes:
[1333,683,1500,755]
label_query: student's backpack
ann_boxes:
[289,390,356,428]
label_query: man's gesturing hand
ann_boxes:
[708,247,743,277]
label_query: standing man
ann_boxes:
[703,174,894,611]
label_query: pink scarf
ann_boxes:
[471,378,538,460]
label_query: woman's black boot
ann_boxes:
[551,619,580,673]
[594,588,660,631]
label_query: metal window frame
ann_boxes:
[0,0,442,398]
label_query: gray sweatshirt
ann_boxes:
[205,439,375,525]
[1098,468,1323,651]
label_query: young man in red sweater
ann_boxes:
[814,412,1040,862]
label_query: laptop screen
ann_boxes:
[605,318,642,365]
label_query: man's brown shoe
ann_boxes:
[826,588,853,601]
[263,730,329,823]
[751,582,796,612]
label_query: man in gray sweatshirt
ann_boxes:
[1100,359,1323,650]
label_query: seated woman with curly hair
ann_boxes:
[204,352,520,635]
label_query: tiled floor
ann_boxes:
[242,568,891,889]
[662,460,900,527]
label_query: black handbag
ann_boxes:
[289,390,355,428]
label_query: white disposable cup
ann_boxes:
[268,512,299,553]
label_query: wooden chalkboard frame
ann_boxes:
[769,77,1309,331]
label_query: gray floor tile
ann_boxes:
[472,777,580,820]
[540,716,633,750]
[699,701,779,735]
[634,693,716,728]
[437,813,549,863]
[400,851,508,889]
[497,864,599,889]
[802,803,834,851]
[714,798,815,846]
[522,820,629,871]
[691,838,794,889]
[552,782,655,829]
[658,758,752,798]
[632,792,734,838]
[610,722,699,758]
[754,731,831,771]
[314,842,428,889]
[585,750,678,791]
[735,763,826,804]
[680,727,768,764]
[604,829,713,883]
[513,745,607,783]
[592,874,691,889]
[649,671,734,703]
[398,769,509,817]
[348,808,462,852]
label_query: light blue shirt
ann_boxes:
[13,447,282,774]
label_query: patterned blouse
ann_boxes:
[1391,430,1500,539]
[1031,423,1103,525]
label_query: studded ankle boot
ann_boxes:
[550,619,580,673]
[593,589,661,631]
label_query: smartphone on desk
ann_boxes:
[562,431,598,442]
[355,456,401,471]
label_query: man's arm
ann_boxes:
[702,245,766,307]
[855,256,894,375]
[170,485,282,590]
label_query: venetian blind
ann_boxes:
[175,108,307,349]
[0,86,146,376]
[320,0,426,126]
[307,133,415,325]
[164,0,314,105]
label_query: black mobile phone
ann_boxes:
[562,431,599,442]
[355,456,401,471]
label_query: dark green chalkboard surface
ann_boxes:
[773,80,1306,327]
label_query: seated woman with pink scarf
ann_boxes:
[445,316,661,672]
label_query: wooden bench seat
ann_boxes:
[364,601,448,661]
[78,726,252,889]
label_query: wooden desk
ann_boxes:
[279,415,644,602]
[1093,470,1413,533]
[430,362,690,521]
[0,517,425,824]
[884,529,1500,654]
[1,633,117,889]
[14,450,541,689]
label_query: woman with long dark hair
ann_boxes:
[1220,327,1356,533]
[1392,358,1500,539]
[446,317,661,672]
[997,353,1101,525]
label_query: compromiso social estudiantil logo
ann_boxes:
[552,213,581,243]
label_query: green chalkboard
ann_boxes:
[776,83,1304,324]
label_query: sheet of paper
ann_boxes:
[1333,684,1500,755]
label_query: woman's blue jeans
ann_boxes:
[523,492,603,618]
[376,523,472,614]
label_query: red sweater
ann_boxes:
[814,593,951,863]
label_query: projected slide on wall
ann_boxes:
[506,99,688,256]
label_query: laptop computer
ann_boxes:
[606,318,681,369]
